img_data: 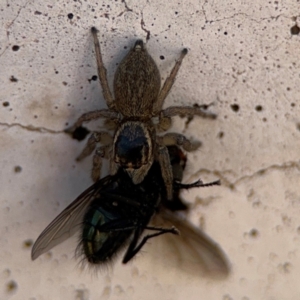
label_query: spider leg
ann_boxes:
[161,106,217,119]
[65,110,120,134]
[154,48,188,113]
[91,145,111,182]
[76,131,113,161]
[91,27,115,109]
[157,145,173,200]
[158,133,201,152]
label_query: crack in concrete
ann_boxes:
[234,161,300,185]
[205,12,283,24]
[6,1,30,33]
[140,11,151,41]
[193,160,300,190]
[0,122,63,134]
[0,1,30,58]
[200,1,284,25]
[0,45,9,58]
[122,0,133,12]
[117,0,134,17]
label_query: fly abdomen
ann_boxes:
[81,205,130,264]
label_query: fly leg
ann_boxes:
[122,226,179,264]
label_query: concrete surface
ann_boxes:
[1,0,300,299]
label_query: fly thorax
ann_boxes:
[113,121,153,169]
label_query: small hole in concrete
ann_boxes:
[291,24,300,35]
[70,126,90,141]
[255,105,263,112]
[23,239,33,248]
[10,76,18,82]
[14,166,22,173]
[249,228,259,238]
[6,280,18,293]
[68,13,74,19]
[88,75,98,83]
[230,104,239,112]
[12,45,20,51]
[218,131,224,139]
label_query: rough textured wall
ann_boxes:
[1,0,300,299]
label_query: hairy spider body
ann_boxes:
[114,40,161,117]
[66,27,216,199]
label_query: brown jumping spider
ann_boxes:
[66,27,216,199]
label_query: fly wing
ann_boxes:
[148,208,230,278]
[31,176,113,260]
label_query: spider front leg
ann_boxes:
[65,110,120,134]
[155,106,216,134]
[157,145,173,200]
[91,145,111,182]
[65,28,120,134]
[154,48,188,113]
[91,27,115,110]
[76,131,113,161]
[157,133,201,152]
[155,115,172,132]
[157,134,200,199]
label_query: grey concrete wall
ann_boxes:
[1,0,300,299]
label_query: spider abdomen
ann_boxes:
[114,40,161,118]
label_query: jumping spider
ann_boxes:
[66,27,216,199]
